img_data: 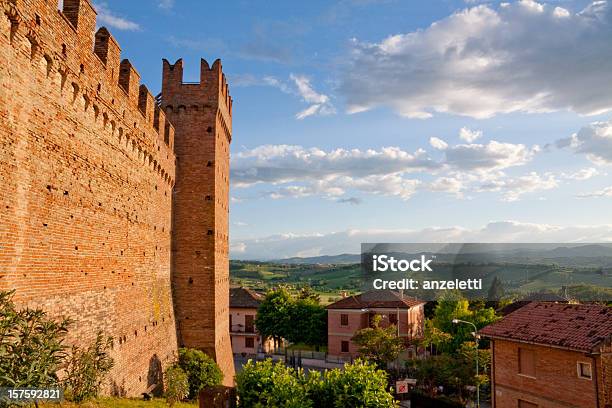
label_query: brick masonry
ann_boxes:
[161,58,235,385]
[490,339,611,408]
[0,0,234,395]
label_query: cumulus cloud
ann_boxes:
[428,176,466,197]
[231,140,545,202]
[290,74,336,119]
[95,3,140,31]
[557,120,612,164]
[232,145,438,187]
[230,221,612,259]
[444,141,539,171]
[459,127,483,143]
[477,172,559,201]
[563,167,601,180]
[429,137,449,150]
[342,1,612,118]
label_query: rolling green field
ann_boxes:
[230,259,612,303]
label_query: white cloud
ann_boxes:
[290,74,336,119]
[577,186,612,198]
[477,171,559,201]
[563,167,601,180]
[459,127,483,143]
[342,1,612,118]
[444,141,539,171]
[95,3,140,31]
[231,74,334,119]
[232,145,438,187]
[231,140,543,202]
[262,175,421,201]
[429,137,449,150]
[428,176,466,197]
[231,221,612,259]
[557,120,612,164]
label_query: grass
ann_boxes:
[37,397,197,407]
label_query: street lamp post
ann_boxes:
[452,319,480,408]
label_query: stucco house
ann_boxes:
[326,290,425,359]
[229,287,273,356]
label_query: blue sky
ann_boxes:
[95,0,612,259]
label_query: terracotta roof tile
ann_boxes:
[326,290,425,310]
[230,287,263,309]
[480,302,612,352]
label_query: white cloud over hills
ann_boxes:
[341,0,612,118]
[230,221,612,259]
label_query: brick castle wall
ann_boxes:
[0,0,234,395]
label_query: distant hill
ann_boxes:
[260,244,612,266]
[271,253,361,265]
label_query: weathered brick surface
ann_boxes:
[0,0,233,395]
[161,58,235,385]
[490,339,608,408]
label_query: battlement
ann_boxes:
[1,0,176,184]
[162,58,233,118]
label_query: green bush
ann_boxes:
[177,348,223,399]
[235,359,397,408]
[165,364,189,407]
[0,290,70,388]
[62,331,114,402]
[235,359,311,408]
[308,360,397,408]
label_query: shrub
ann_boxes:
[177,348,223,399]
[309,360,397,408]
[235,359,311,408]
[235,359,397,408]
[165,364,189,407]
[62,331,114,402]
[0,290,70,388]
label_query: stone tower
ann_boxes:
[161,58,234,384]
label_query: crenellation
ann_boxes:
[138,84,155,125]
[61,0,96,52]
[118,59,140,105]
[94,27,120,73]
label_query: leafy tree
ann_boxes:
[164,364,189,407]
[457,341,491,389]
[0,290,70,388]
[256,287,327,349]
[286,298,327,348]
[255,288,294,349]
[62,331,114,402]
[177,348,223,400]
[235,359,311,408]
[351,315,404,368]
[308,359,398,408]
[431,291,499,351]
[420,319,452,355]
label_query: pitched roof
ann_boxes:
[480,302,612,352]
[230,287,263,309]
[326,290,425,310]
